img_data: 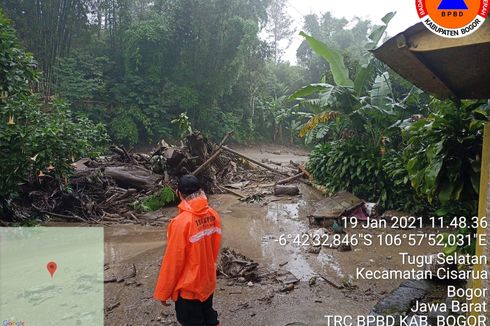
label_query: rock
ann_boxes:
[247,281,254,287]
[280,284,295,292]
[337,243,352,252]
[275,270,299,285]
[309,276,317,286]
[237,277,246,283]
[428,301,449,324]
[308,246,321,254]
[373,279,433,315]
[104,264,136,283]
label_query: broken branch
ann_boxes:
[275,172,305,185]
[222,146,289,176]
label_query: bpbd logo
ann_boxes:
[416,0,488,37]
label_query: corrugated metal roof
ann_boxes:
[373,20,490,99]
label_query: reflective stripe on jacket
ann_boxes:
[154,192,222,302]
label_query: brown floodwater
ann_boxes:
[99,183,441,325]
[44,147,441,325]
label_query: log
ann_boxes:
[222,146,289,176]
[192,149,223,176]
[218,185,246,199]
[297,164,311,179]
[275,172,305,185]
[192,131,232,176]
[105,166,157,190]
[274,185,300,196]
[216,131,233,148]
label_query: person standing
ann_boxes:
[154,175,222,326]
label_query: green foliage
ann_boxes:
[403,100,486,216]
[307,141,432,213]
[53,52,108,106]
[299,32,353,87]
[132,186,177,212]
[307,140,383,203]
[0,94,110,198]
[442,228,477,257]
[109,107,151,146]
[296,13,372,83]
[0,11,38,96]
[0,9,109,198]
[291,20,407,148]
[381,150,432,213]
[171,113,193,139]
[198,107,243,142]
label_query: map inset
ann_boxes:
[0,227,104,326]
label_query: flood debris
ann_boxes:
[218,248,259,281]
[4,130,308,225]
[104,264,137,283]
[273,184,300,196]
[381,210,413,226]
[308,192,363,227]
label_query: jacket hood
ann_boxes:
[177,190,209,216]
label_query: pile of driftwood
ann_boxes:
[2,131,307,225]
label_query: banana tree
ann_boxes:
[290,12,404,147]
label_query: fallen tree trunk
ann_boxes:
[192,149,223,176]
[105,166,157,190]
[192,131,232,176]
[274,185,300,196]
[275,172,305,185]
[222,146,289,176]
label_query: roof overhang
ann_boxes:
[373,20,490,99]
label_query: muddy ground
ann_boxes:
[55,146,438,325]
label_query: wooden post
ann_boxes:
[471,122,490,320]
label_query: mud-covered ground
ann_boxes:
[99,146,439,326]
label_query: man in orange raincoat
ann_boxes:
[154,175,222,326]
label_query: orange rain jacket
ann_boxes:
[154,191,222,303]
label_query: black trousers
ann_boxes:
[175,294,219,326]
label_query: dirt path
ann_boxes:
[100,146,438,326]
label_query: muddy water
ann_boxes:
[101,183,439,325]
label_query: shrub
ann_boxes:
[307,140,383,203]
[0,10,109,198]
[307,140,431,214]
[403,100,485,216]
[382,150,432,213]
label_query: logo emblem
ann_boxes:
[416,0,488,38]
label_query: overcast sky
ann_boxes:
[282,0,420,63]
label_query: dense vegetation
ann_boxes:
[1,0,488,224]
[0,10,108,201]
[294,23,489,217]
[1,0,310,145]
